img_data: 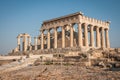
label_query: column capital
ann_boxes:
[40,30,44,33]
[77,22,82,24]
[96,26,100,30]
[95,26,100,29]
[105,28,109,30]
[54,27,57,30]
[67,23,73,27]
[89,24,93,27]
[27,36,31,38]
[102,27,105,30]
[83,23,88,26]
[62,25,66,28]
[47,29,50,32]
[17,36,20,39]
[70,23,74,26]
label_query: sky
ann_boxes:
[0,0,120,55]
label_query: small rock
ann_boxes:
[115,63,120,68]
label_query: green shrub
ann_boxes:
[44,60,53,65]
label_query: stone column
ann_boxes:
[17,37,20,51]
[105,29,110,48]
[70,24,73,47]
[23,36,27,51]
[44,37,47,44]
[34,37,37,50]
[41,31,44,49]
[84,23,88,47]
[47,29,50,49]
[62,26,65,48]
[78,22,82,47]
[37,37,41,45]
[96,27,100,47]
[90,25,94,47]
[101,28,105,48]
[54,27,57,48]
[28,36,31,50]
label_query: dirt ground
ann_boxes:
[0,60,15,66]
[0,64,120,80]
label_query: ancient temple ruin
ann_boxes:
[12,12,110,54]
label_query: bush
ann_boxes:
[44,60,53,65]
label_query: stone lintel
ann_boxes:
[43,12,83,23]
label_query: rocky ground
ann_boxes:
[0,64,120,80]
[0,48,120,80]
[0,60,15,66]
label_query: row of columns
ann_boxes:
[40,22,110,49]
[17,36,31,52]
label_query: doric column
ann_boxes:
[78,22,82,47]
[28,36,31,50]
[17,37,20,51]
[96,27,100,47]
[34,37,37,50]
[101,27,105,48]
[54,27,57,48]
[105,29,110,48]
[90,25,94,47]
[62,26,65,48]
[84,23,88,47]
[70,24,73,47]
[44,37,47,44]
[41,30,44,49]
[47,29,50,49]
[23,36,27,51]
[37,37,41,45]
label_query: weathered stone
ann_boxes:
[12,12,110,55]
[115,63,120,68]
[98,61,105,68]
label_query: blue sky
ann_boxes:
[0,0,120,54]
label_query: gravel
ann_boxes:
[0,65,120,80]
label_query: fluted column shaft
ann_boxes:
[34,37,37,50]
[101,28,105,48]
[62,26,65,48]
[23,36,27,51]
[28,37,31,50]
[41,31,44,49]
[54,28,57,48]
[78,22,82,47]
[37,37,41,45]
[90,26,94,47]
[84,23,88,47]
[70,24,73,47]
[105,29,110,48]
[17,37,20,51]
[28,37,30,46]
[47,29,50,49]
[96,27,100,47]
